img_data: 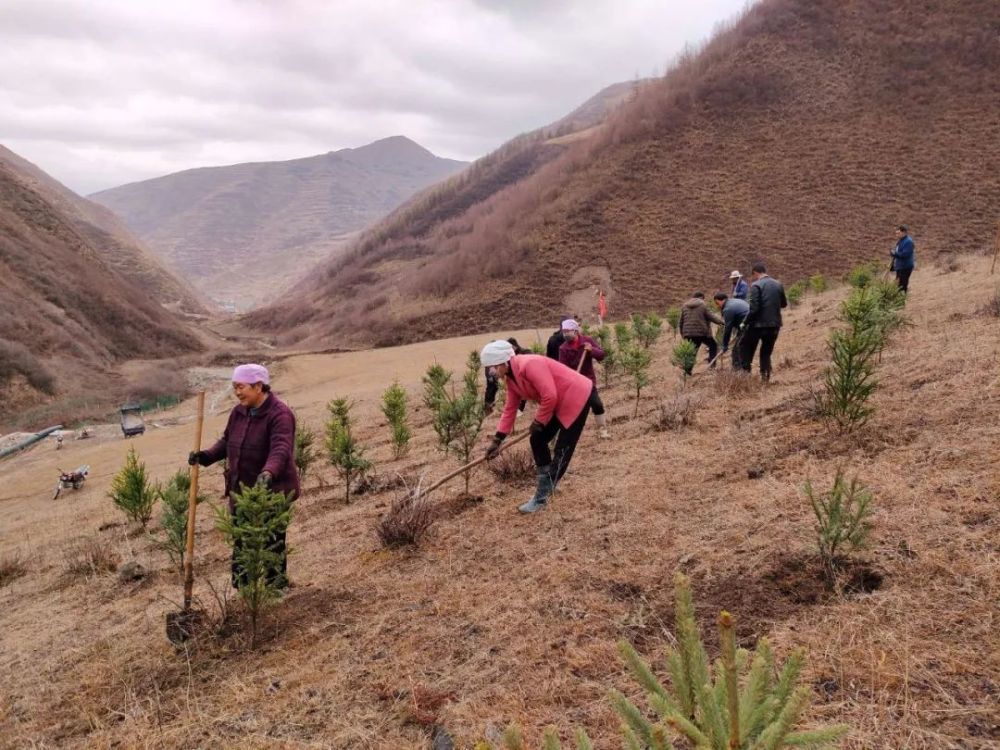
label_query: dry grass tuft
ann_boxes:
[713,369,763,398]
[375,489,438,549]
[0,551,28,588]
[979,288,1000,318]
[62,537,120,579]
[652,394,699,431]
[487,448,536,484]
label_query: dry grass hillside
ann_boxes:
[0,146,206,315]
[250,0,1000,349]
[2,256,997,748]
[0,160,204,421]
[90,137,468,309]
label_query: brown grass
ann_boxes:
[375,490,438,549]
[487,448,537,484]
[651,394,699,431]
[62,537,120,579]
[1,258,998,748]
[0,552,27,588]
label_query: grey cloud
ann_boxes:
[0,0,748,194]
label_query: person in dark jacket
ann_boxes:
[714,292,750,368]
[679,292,724,373]
[484,338,527,416]
[558,319,610,438]
[189,363,298,589]
[739,263,788,381]
[545,314,579,359]
[730,271,749,300]
[890,225,915,294]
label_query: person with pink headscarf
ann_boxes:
[188,363,299,589]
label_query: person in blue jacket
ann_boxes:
[729,270,749,300]
[890,225,915,294]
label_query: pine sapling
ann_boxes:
[632,312,664,349]
[817,327,879,432]
[786,281,805,307]
[530,341,546,355]
[433,353,485,493]
[612,573,849,749]
[809,273,829,294]
[805,469,874,586]
[595,325,616,388]
[665,306,681,337]
[294,423,318,486]
[619,344,652,417]
[671,339,698,379]
[325,398,372,503]
[422,363,452,413]
[213,483,293,648]
[380,381,411,459]
[109,446,157,529]
[157,469,206,573]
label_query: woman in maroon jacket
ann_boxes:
[558,319,610,439]
[189,363,299,589]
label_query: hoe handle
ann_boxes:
[182,392,205,611]
[421,430,530,497]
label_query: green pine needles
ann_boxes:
[805,469,874,587]
[432,351,485,493]
[612,573,849,749]
[619,344,652,417]
[294,422,318,486]
[632,312,664,349]
[423,363,452,413]
[325,398,372,503]
[157,469,205,572]
[671,339,698,379]
[595,325,616,388]
[381,381,411,459]
[109,446,157,529]
[785,282,805,307]
[213,483,293,647]
[665,306,681,337]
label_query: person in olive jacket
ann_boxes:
[739,263,788,382]
[189,363,299,589]
[679,291,724,373]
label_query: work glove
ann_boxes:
[529,419,546,435]
[737,322,747,334]
[188,450,209,467]
[485,436,504,460]
[256,471,273,488]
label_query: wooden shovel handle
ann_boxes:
[420,430,531,497]
[182,392,205,611]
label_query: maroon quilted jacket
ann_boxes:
[203,393,300,509]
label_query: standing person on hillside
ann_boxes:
[739,263,788,382]
[188,364,299,590]
[713,292,750,368]
[546,316,568,360]
[730,270,749,300]
[558,319,610,439]
[482,340,598,514]
[890,225,916,295]
[679,291,724,374]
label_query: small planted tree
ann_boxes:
[422,363,452,413]
[157,469,206,573]
[614,320,634,353]
[665,306,681,337]
[432,353,485,493]
[480,724,594,750]
[632,312,664,349]
[213,483,293,648]
[817,327,879,432]
[805,469,874,587]
[612,573,849,749]
[529,341,546,355]
[786,281,806,307]
[809,273,829,294]
[595,325,617,388]
[846,262,879,289]
[294,423,318,486]
[671,339,698,379]
[109,446,157,529]
[325,398,372,503]
[619,344,652,417]
[380,381,411,459]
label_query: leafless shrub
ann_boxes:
[0,552,27,588]
[0,338,56,394]
[63,537,120,578]
[714,369,763,398]
[376,488,438,549]
[487,449,536,484]
[652,395,699,431]
[979,289,1000,318]
[940,254,962,273]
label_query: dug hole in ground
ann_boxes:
[0,255,998,748]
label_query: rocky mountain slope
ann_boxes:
[90,136,468,309]
[249,0,999,348]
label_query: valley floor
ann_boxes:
[1,257,998,748]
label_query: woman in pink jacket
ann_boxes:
[481,339,598,514]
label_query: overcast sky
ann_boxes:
[1,0,748,195]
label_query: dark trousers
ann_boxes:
[590,386,605,416]
[530,387,593,483]
[895,268,912,294]
[684,336,718,372]
[232,528,288,590]
[740,327,780,380]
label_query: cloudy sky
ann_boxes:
[1,0,747,195]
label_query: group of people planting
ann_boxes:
[195,227,917,585]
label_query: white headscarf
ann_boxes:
[480,340,515,367]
